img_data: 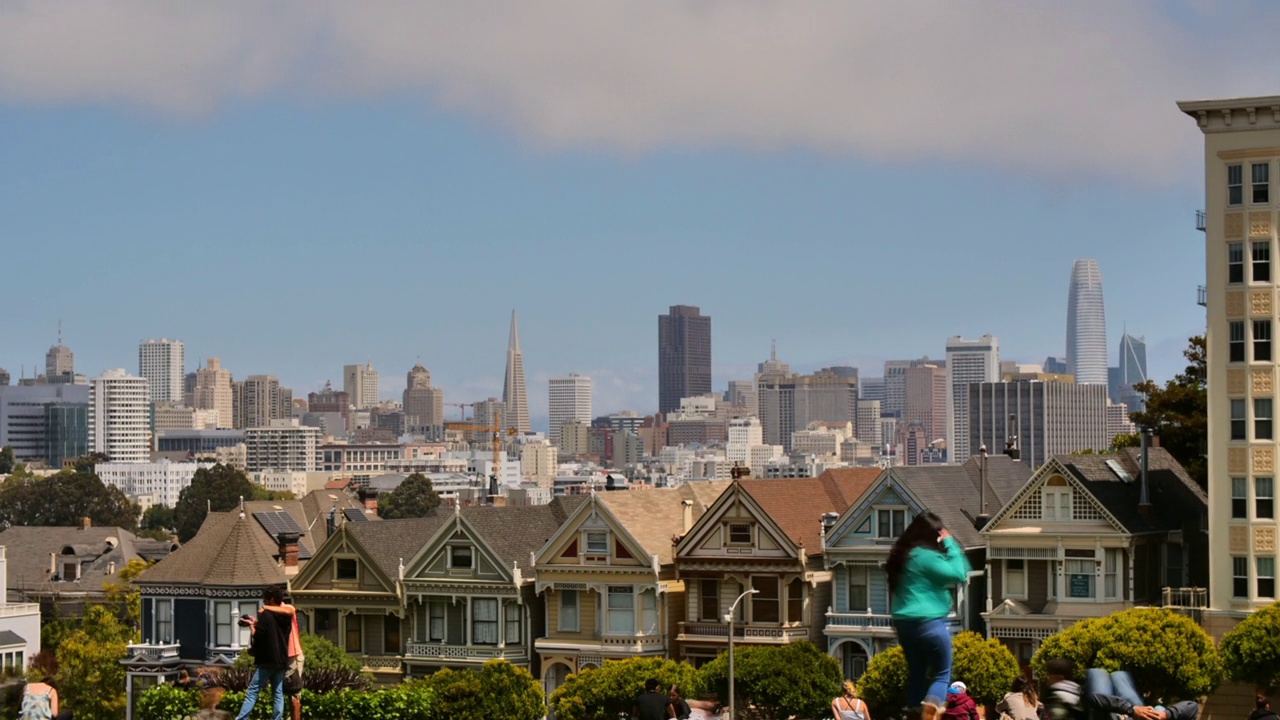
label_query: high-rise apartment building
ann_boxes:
[0,369,9,387]
[946,335,1000,463]
[856,399,883,447]
[903,364,947,446]
[139,338,185,404]
[548,374,592,446]
[193,358,235,430]
[1066,259,1108,384]
[503,311,531,433]
[89,369,150,463]
[725,380,758,417]
[757,369,858,450]
[234,375,292,430]
[45,330,74,384]
[884,358,937,418]
[968,379,1108,469]
[658,305,712,414]
[244,419,320,472]
[343,363,379,410]
[402,363,444,436]
[1178,95,1280,624]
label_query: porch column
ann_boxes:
[465,597,472,646]
[498,600,506,648]
[635,585,642,635]
[985,560,994,616]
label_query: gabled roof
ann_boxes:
[885,455,1034,548]
[596,482,730,564]
[738,468,880,551]
[344,516,451,581]
[676,481,799,559]
[459,497,585,572]
[0,525,174,595]
[135,511,285,587]
[1054,447,1206,533]
[298,490,377,548]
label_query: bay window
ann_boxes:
[752,576,779,623]
[607,587,635,634]
[848,566,869,611]
[155,599,173,644]
[472,599,498,645]
[504,601,522,645]
[641,589,658,635]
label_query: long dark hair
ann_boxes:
[885,511,946,593]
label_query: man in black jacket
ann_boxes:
[234,586,292,720]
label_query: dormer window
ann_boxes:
[450,546,473,569]
[335,558,358,582]
[1042,487,1072,520]
[62,562,79,581]
[875,509,907,538]
[727,524,752,545]
[585,532,609,556]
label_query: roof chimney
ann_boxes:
[358,487,379,512]
[277,530,301,573]
[1139,427,1154,518]
[681,500,694,533]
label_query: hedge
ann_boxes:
[699,640,842,720]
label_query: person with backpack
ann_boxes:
[887,512,972,720]
[832,680,870,720]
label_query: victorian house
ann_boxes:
[533,483,726,695]
[822,456,1031,680]
[674,469,880,667]
[980,447,1207,666]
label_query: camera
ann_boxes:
[238,615,254,627]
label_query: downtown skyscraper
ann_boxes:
[658,305,712,414]
[139,338,185,404]
[945,335,999,463]
[548,374,592,446]
[502,310,531,433]
[1066,259,1108,384]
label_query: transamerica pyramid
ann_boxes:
[502,309,531,433]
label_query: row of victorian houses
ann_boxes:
[117,446,1208,719]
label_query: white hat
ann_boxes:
[948,682,967,695]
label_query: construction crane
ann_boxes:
[445,407,518,503]
[445,402,475,422]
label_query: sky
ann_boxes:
[0,1,1274,429]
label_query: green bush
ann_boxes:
[422,661,543,720]
[549,656,702,720]
[1221,601,1280,691]
[1033,607,1223,701]
[137,685,434,720]
[302,632,365,674]
[699,640,842,720]
[951,631,1020,707]
[855,645,908,719]
[134,684,198,720]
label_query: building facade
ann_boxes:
[903,364,947,447]
[0,383,89,465]
[548,375,592,447]
[343,363,379,411]
[1066,259,1108,385]
[968,380,1109,469]
[193,358,234,430]
[503,311,531,434]
[658,305,712,414]
[96,459,215,508]
[90,369,150,464]
[234,375,292,430]
[946,335,1000,463]
[139,339,185,404]
[245,419,321,472]
[402,364,444,437]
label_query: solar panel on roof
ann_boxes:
[253,511,305,538]
[1105,459,1134,483]
[344,509,371,522]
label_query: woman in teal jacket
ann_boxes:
[886,511,971,720]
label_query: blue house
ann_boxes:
[821,456,1031,680]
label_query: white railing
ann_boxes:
[358,655,404,670]
[825,611,895,629]
[677,622,808,641]
[601,634,664,648]
[127,643,181,661]
[0,603,40,618]
[404,643,528,661]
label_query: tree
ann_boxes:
[426,660,544,720]
[0,446,13,474]
[1032,608,1222,701]
[549,656,702,720]
[69,452,111,475]
[1129,336,1207,488]
[378,472,441,519]
[301,633,364,674]
[0,470,138,530]
[141,504,176,533]
[951,631,1020,708]
[55,604,131,720]
[699,640,842,720]
[857,646,908,720]
[173,464,261,541]
[102,558,152,639]
[1221,601,1280,691]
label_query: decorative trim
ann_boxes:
[138,586,265,599]
[1218,147,1280,161]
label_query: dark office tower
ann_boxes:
[658,305,712,414]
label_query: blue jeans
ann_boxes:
[894,618,952,707]
[1085,669,1143,707]
[236,665,285,720]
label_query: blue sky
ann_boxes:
[0,2,1271,426]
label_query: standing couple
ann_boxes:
[235,586,305,720]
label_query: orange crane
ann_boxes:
[445,407,518,501]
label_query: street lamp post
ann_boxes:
[725,588,758,720]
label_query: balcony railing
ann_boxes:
[404,642,528,661]
[0,603,40,619]
[677,621,808,642]
[1196,210,1207,232]
[825,610,962,631]
[127,643,181,661]
[357,655,404,671]
[1197,285,1207,307]
[1162,587,1208,609]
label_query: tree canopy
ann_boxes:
[172,464,268,541]
[549,657,703,720]
[0,469,138,530]
[55,604,131,720]
[0,446,14,474]
[378,472,441,519]
[1129,335,1206,488]
[1221,601,1280,691]
[699,640,842,720]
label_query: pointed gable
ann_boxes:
[737,468,879,553]
[983,457,1126,534]
[676,481,797,560]
[292,515,446,594]
[137,512,284,587]
[536,494,651,568]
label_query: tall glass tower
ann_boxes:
[1066,259,1108,385]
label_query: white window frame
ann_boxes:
[558,590,579,632]
[155,598,174,644]
[1253,161,1270,204]
[428,600,446,641]
[449,545,473,570]
[236,601,257,648]
[585,531,609,556]
[1229,163,1244,206]
[1042,488,1072,521]
[504,601,522,645]
[874,507,908,538]
[212,601,232,647]
[1233,556,1250,598]
[606,586,635,635]
[726,523,753,546]
[1258,477,1275,520]
[1259,557,1276,599]
[699,579,719,621]
[640,589,659,635]
[1233,477,1249,519]
[1004,559,1027,600]
[1104,549,1120,600]
[472,598,499,645]
[1064,559,1094,600]
[847,566,870,611]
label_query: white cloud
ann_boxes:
[3,2,1276,181]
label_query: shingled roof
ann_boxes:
[0,525,175,598]
[135,511,285,587]
[346,515,452,581]
[1055,446,1207,533]
[598,481,730,564]
[462,497,585,572]
[889,455,1034,548]
[739,468,881,551]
